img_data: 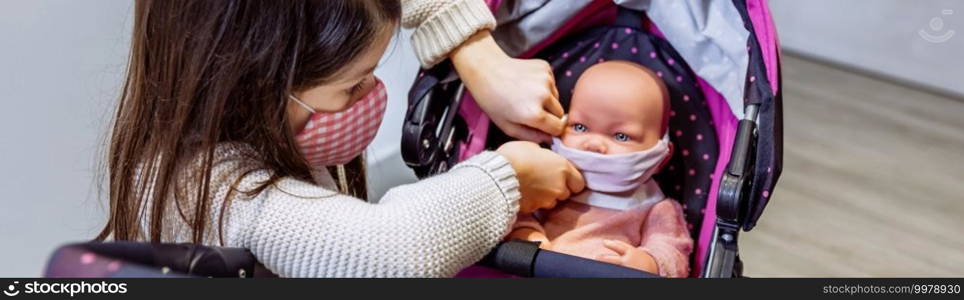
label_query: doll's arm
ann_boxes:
[506,213,552,249]
[598,240,659,274]
[637,200,694,277]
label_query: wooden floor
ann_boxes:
[739,54,964,277]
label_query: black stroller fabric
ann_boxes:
[732,1,783,230]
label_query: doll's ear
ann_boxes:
[655,142,674,172]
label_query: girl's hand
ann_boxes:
[496,141,585,213]
[451,30,566,144]
[597,239,659,274]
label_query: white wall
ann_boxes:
[770,0,964,97]
[368,30,421,202]
[0,1,420,276]
[0,0,132,277]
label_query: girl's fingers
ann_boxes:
[529,110,565,137]
[564,162,586,194]
[546,75,560,103]
[554,187,571,202]
[501,122,551,144]
[544,94,565,118]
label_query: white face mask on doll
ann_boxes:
[550,134,670,210]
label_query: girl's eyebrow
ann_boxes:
[352,65,378,79]
[336,64,378,84]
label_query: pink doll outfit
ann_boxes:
[512,136,693,277]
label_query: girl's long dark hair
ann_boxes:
[97,0,400,243]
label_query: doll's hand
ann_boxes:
[507,228,553,250]
[597,239,658,274]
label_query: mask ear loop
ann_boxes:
[288,94,317,114]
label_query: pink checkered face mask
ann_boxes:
[288,77,387,167]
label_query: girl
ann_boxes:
[97,0,583,277]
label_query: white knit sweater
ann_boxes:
[402,0,497,67]
[138,145,520,277]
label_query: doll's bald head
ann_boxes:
[562,61,670,154]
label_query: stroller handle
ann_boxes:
[47,241,657,278]
[481,240,659,278]
[44,242,276,278]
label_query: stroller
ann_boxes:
[400,0,782,278]
[43,0,781,278]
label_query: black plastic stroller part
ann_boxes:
[46,242,276,278]
[107,263,194,277]
[479,240,542,277]
[401,61,467,178]
[531,248,660,278]
[480,241,659,278]
[703,104,759,278]
[48,241,656,278]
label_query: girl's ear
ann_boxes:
[655,141,674,172]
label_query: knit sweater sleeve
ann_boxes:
[222,151,520,277]
[401,0,496,68]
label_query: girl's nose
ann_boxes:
[580,137,607,154]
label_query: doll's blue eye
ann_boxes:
[613,132,630,142]
[573,123,587,132]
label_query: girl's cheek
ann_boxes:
[333,94,356,111]
[286,101,313,134]
[315,92,354,112]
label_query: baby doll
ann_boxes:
[507,61,693,277]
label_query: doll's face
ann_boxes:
[561,61,668,155]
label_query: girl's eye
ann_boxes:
[347,77,368,95]
[613,132,630,142]
[572,123,588,132]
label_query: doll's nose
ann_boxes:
[581,138,608,154]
